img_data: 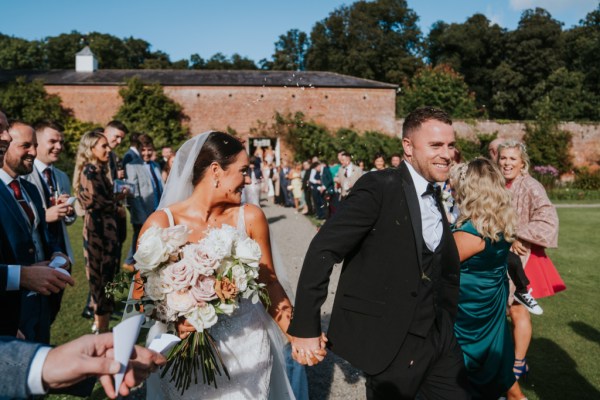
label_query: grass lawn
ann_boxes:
[48,208,599,399]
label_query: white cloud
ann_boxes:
[509,0,597,12]
[486,5,504,26]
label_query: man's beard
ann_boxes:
[12,157,35,175]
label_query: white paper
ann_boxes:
[112,314,144,391]
[148,333,181,355]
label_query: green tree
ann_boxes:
[0,34,44,69]
[306,0,423,83]
[190,53,257,70]
[523,97,573,174]
[531,67,599,120]
[0,77,71,124]
[270,29,310,71]
[563,5,600,96]
[397,65,478,118]
[491,8,565,119]
[426,14,506,110]
[113,77,188,149]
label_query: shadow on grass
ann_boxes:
[524,337,600,400]
[569,321,600,345]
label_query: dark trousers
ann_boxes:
[507,252,530,292]
[311,186,326,219]
[125,223,143,265]
[365,313,471,400]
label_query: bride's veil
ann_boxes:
[158,131,211,209]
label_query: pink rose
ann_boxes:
[190,275,218,303]
[182,243,220,276]
[165,290,195,314]
[162,259,197,292]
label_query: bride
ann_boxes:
[138,131,297,399]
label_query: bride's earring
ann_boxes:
[214,179,219,188]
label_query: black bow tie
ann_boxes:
[423,183,442,202]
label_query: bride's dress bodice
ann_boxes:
[146,206,293,400]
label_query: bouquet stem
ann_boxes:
[161,331,229,394]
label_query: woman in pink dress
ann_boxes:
[497,139,566,381]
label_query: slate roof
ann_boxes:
[0,69,397,89]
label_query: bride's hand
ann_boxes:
[176,317,196,339]
[290,334,328,366]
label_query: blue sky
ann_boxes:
[2,0,597,63]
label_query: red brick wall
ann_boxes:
[46,84,397,135]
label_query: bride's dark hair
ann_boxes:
[192,131,245,185]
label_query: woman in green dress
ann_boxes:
[451,158,526,400]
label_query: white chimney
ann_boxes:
[75,46,98,72]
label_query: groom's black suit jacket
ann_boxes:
[288,162,461,375]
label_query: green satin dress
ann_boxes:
[453,221,516,399]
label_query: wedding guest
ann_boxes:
[0,332,166,399]
[124,134,164,271]
[74,131,127,334]
[335,151,362,201]
[309,161,326,220]
[24,120,77,324]
[320,160,336,218]
[451,159,525,400]
[0,118,74,340]
[370,153,386,171]
[498,139,565,381]
[243,156,262,206]
[158,146,173,172]
[2,121,73,343]
[290,107,470,399]
[301,160,314,214]
[161,151,176,182]
[390,153,402,168]
[289,162,305,213]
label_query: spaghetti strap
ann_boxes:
[162,208,175,227]
[237,205,246,233]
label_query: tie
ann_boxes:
[344,167,348,178]
[424,183,446,221]
[147,162,163,199]
[43,167,55,193]
[9,179,35,226]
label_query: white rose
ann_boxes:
[203,225,237,259]
[166,290,195,314]
[185,304,218,332]
[161,225,191,253]
[234,237,262,268]
[216,259,235,277]
[134,226,170,274]
[216,301,238,315]
[145,272,171,301]
[231,264,248,292]
[162,259,197,292]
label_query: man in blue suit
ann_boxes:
[23,120,76,324]
[124,134,164,270]
[0,120,73,342]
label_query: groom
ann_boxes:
[288,107,470,399]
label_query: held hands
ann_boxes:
[290,333,328,366]
[42,333,166,399]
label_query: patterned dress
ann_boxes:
[78,163,119,315]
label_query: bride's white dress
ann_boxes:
[146,207,294,399]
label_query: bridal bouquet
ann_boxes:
[134,224,269,393]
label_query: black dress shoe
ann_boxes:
[81,306,94,319]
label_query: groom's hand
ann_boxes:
[290,333,328,366]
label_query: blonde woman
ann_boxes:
[451,159,526,400]
[73,131,126,333]
[497,139,564,383]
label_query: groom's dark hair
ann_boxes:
[402,106,452,138]
[192,131,245,185]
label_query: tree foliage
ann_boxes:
[113,77,188,149]
[397,65,478,118]
[523,98,573,174]
[190,53,257,70]
[0,77,71,124]
[426,14,506,110]
[306,0,423,83]
[269,29,310,71]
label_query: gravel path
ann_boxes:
[262,202,366,400]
